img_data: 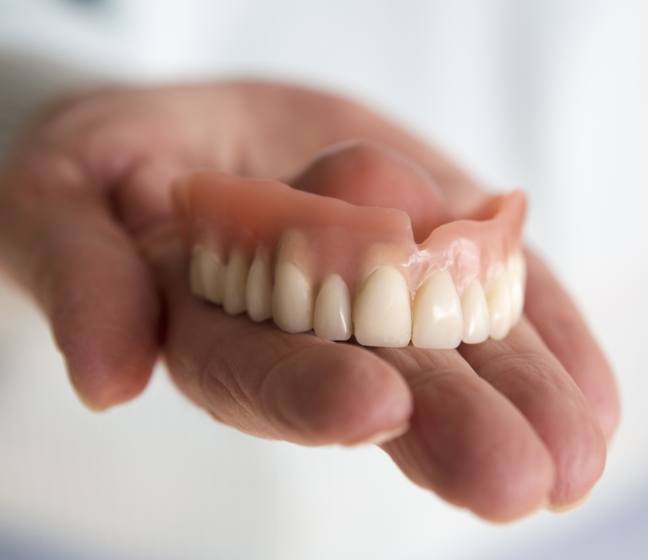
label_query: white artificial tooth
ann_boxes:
[189,245,207,297]
[412,269,463,349]
[272,262,314,333]
[353,266,412,347]
[246,250,273,322]
[223,248,249,315]
[190,245,224,303]
[313,274,352,341]
[508,250,526,280]
[508,251,526,323]
[203,253,225,304]
[461,279,490,344]
[486,267,512,340]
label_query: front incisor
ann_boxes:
[353,266,412,347]
[412,269,463,349]
[313,274,352,341]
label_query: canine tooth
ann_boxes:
[353,266,411,347]
[486,267,512,340]
[313,274,352,341]
[246,249,273,322]
[412,269,463,349]
[508,252,526,323]
[461,279,490,344]
[272,262,313,333]
[223,248,249,315]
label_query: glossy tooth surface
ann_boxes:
[508,252,526,323]
[223,249,249,315]
[246,250,273,322]
[412,269,463,349]
[272,262,313,333]
[353,266,412,347]
[313,274,352,341]
[461,279,490,344]
[486,267,512,340]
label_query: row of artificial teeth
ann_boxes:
[190,245,525,349]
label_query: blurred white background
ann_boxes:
[1,1,647,559]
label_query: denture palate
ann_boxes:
[176,171,527,349]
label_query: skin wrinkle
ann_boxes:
[523,248,620,441]
[192,323,258,410]
[466,337,599,427]
[0,82,620,520]
[168,307,263,425]
[461,324,606,505]
[196,348,257,431]
[375,338,555,518]
[382,380,552,520]
[177,130,604,512]
[258,341,334,439]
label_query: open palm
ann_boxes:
[0,82,619,521]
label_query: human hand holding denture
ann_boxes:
[0,82,619,521]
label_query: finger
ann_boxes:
[367,126,620,442]
[0,153,159,409]
[384,131,619,449]
[117,159,413,445]
[375,347,554,522]
[459,319,607,509]
[152,238,412,445]
[524,249,620,441]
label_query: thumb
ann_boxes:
[0,152,159,409]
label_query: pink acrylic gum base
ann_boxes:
[174,171,526,297]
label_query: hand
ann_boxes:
[0,82,619,521]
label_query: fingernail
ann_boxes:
[344,422,410,447]
[73,387,112,412]
[548,490,592,513]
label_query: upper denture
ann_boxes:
[175,151,527,349]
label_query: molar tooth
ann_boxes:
[313,274,352,341]
[246,249,273,322]
[461,279,490,344]
[190,245,224,303]
[508,251,526,323]
[189,245,207,297]
[272,262,314,333]
[204,253,225,304]
[223,248,249,315]
[412,269,463,349]
[486,267,512,340]
[353,266,412,348]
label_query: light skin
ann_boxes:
[0,82,620,521]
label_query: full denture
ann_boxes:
[174,158,526,349]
